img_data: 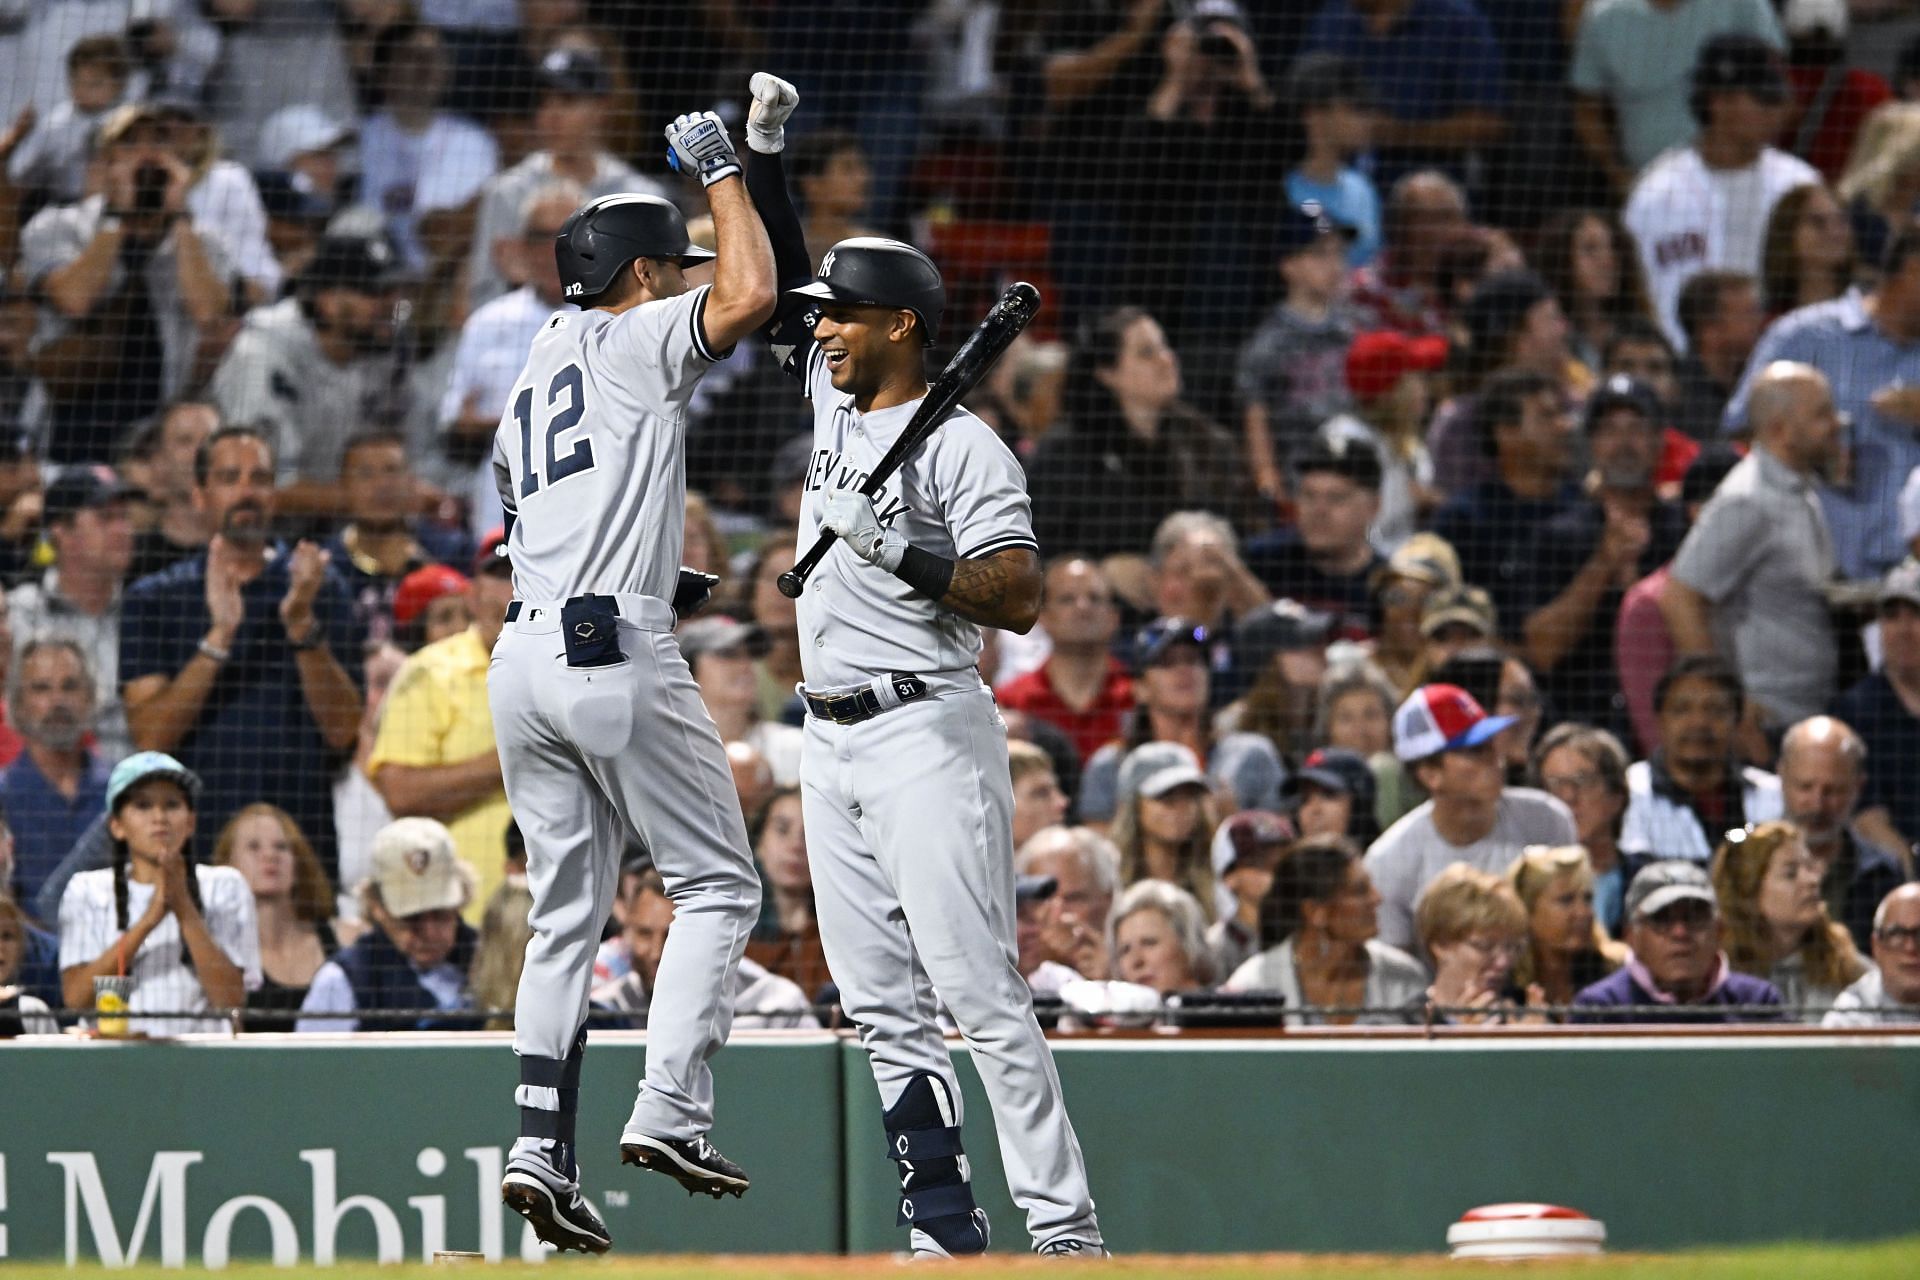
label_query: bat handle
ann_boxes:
[777,530,837,598]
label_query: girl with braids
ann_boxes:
[58,753,259,1035]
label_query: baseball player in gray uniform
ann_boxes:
[740,75,1105,1259]
[487,109,776,1254]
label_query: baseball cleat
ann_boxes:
[619,1132,750,1198]
[501,1151,611,1254]
[1037,1237,1111,1258]
[910,1208,991,1259]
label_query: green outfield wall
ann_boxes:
[2,1031,1914,1264]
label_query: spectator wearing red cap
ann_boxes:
[391,564,472,653]
[366,530,514,921]
[1320,329,1447,552]
[995,556,1135,766]
[1364,684,1576,951]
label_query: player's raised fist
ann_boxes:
[665,110,742,187]
[746,73,799,154]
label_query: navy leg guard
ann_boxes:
[518,1028,587,1166]
[883,1073,987,1255]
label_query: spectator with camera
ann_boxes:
[1572,860,1785,1022]
[1223,835,1426,1025]
[297,816,479,1032]
[0,638,109,913]
[1710,819,1868,1018]
[119,425,362,884]
[1824,884,1920,1026]
[19,103,235,465]
[10,467,136,761]
[1366,684,1576,951]
[368,532,513,919]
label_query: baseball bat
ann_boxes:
[776,280,1042,598]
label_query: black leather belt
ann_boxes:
[804,673,929,725]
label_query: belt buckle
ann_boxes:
[830,696,863,726]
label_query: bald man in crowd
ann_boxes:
[1778,716,1909,950]
[1662,362,1841,728]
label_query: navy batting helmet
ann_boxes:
[555,193,715,302]
[789,237,945,344]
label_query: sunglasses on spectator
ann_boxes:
[1460,935,1526,961]
[1875,925,1920,950]
[1542,769,1604,795]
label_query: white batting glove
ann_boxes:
[822,490,906,572]
[665,111,742,187]
[746,72,799,154]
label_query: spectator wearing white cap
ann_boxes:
[296,817,479,1032]
[1223,835,1427,1024]
[1824,884,1920,1026]
[1832,559,1920,862]
[1571,860,1785,1021]
[1363,684,1576,952]
[1107,743,1221,919]
[205,1,358,172]
[255,105,355,212]
[1206,809,1293,975]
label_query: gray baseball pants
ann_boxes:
[489,593,760,1141]
[799,678,1101,1248]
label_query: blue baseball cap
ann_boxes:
[1276,201,1346,258]
[106,751,202,812]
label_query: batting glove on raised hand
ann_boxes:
[665,111,742,187]
[821,490,906,572]
[746,72,799,154]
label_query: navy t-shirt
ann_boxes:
[119,546,362,882]
[1831,672,1920,846]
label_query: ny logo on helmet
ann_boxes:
[818,249,836,277]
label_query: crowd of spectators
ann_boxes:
[10,0,1920,1036]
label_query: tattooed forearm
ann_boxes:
[941,547,1043,633]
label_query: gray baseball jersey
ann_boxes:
[491,285,723,603]
[792,344,1037,688]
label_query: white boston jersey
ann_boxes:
[795,344,1037,687]
[492,285,724,603]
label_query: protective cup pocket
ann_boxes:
[561,595,625,668]
[566,684,634,757]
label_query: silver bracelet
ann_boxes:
[198,639,230,663]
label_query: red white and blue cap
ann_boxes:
[1392,683,1517,763]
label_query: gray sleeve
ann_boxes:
[1670,495,1770,603]
[1077,746,1121,822]
[1362,839,1419,953]
[933,418,1039,560]
[607,284,723,408]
